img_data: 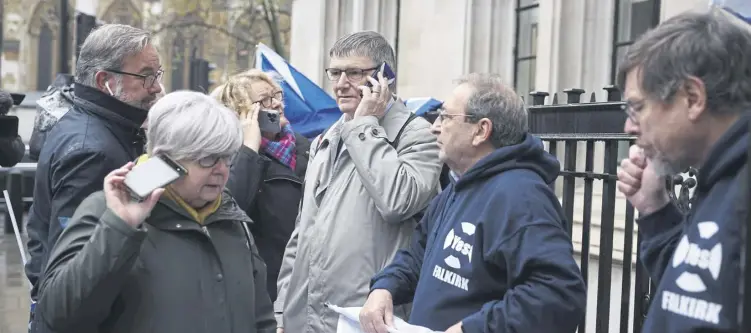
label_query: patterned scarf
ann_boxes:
[261,124,297,170]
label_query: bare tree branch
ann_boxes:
[151,20,257,45]
[261,0,287,59]
[147,0,288,53]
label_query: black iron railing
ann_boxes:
[528,87,696,333]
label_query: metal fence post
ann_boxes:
[4,169,23,234]
[529,91,549,106]
[563,88,585,104]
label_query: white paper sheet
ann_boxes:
[326,303,443,333]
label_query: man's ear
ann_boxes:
[94,71,110,92]
[684,76,707,122]
[471,118,493,147]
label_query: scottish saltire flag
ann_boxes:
[405,97,443,116]
[712,0,751,24]
[255,43,341,138]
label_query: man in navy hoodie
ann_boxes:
[616,9,751,333]
[359,73,586,333]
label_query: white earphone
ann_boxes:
[105,82,114,96]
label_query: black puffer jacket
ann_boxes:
[26,83,147,310]
[226,135,310,301]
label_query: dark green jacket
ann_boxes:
[35,190,276,333]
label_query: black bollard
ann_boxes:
[4,169,23,234]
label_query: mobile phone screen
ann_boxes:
[124,156,184,200]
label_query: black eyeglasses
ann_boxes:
[436,110,477,123]
[253,91,284,108]
[104,68,164,89]
[197,154,234,168]
[324,66,379,82]
[623,99,644,125]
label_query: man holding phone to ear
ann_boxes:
[274,31,442,333]
[25,23,163,332]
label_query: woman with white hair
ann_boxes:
[35,91,276,333]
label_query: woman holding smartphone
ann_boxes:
[35,91,275,333]
[212,69,310,302]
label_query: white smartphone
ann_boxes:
[124,155,187,201]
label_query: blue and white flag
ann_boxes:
[404,97,443,116]
[255,43,341,138]
[711,0,751,24]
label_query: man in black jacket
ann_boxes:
[26,23,163,331]
[0,90,25,167]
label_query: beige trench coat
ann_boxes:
[275,101,442,332]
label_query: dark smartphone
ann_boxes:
[0,116,19,139]
[258,109,282,134]
[365,62,396,89]
[124,155,187,201]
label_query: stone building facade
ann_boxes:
[1,0,290,93]
[288,0,710,102]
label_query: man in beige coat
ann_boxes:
[275,31,442,333]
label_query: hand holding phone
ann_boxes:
[362,62,396,96]
[105,162,167,227]
[258,109,282,134]
[239,104,262,151]
[124,155,187,202]
[355,63,396,119]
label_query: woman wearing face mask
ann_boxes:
[212,69,310,302]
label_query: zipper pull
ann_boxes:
[202,226,211,237]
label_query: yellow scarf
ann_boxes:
[135,154,221,224]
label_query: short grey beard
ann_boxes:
[112,78,145,109]
[112,76,127,102]
[650,152,688,177]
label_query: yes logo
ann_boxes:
[661,221,725,325]
[442,222,476,270]
[671,221,722,293]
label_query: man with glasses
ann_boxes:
[274,31,442,333]
[26,24,163,332]
[359,73,586,333]
[617,9,751,332]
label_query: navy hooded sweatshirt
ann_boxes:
[639,114,749,332]
[370,134,587,332]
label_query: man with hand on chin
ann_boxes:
[616,9,751,332]
[274,31,442,333]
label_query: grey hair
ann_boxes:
[146,91,243,161]
[456,73,528,148]
[75,24,151,87]
[616,9,751,114]
[329,31,397,87]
